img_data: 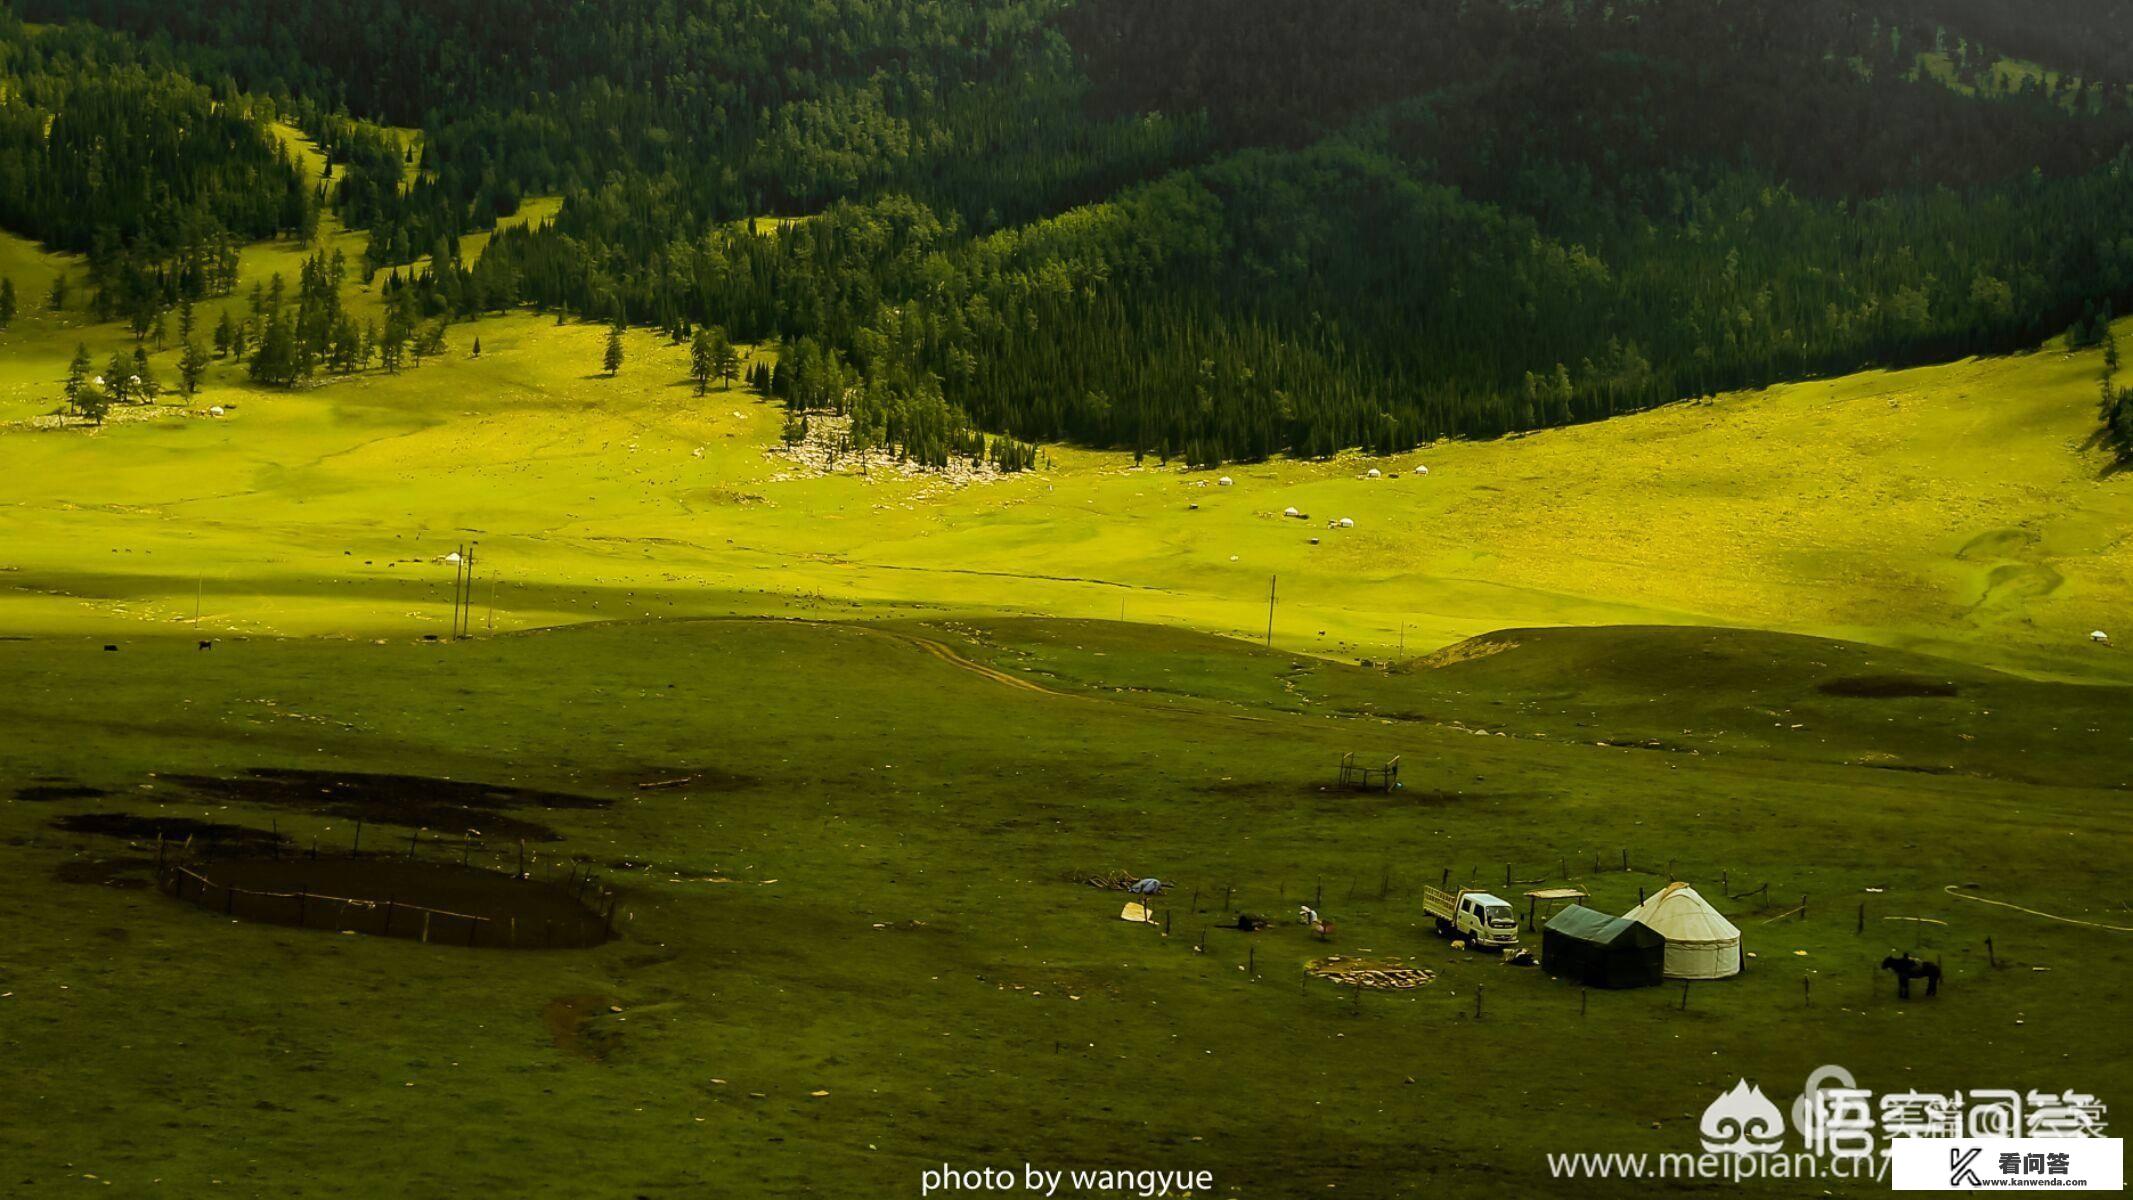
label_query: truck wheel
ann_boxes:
[1434,918,1451,937]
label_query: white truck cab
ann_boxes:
[1423,886,1521,949]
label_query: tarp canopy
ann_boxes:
[1624,883,1743,980]
[1541,905,1665,989]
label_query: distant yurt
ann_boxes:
[1542,906,1665,989]
[2092,630,2111,644]
[1413,465,1429,476]
[1337,517,1355,528]
[1218,476,1234,487]
[1283,506,1300,518]
[1624,883,1742,979]
[1366,467,1382,479]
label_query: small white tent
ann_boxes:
[1283,506,1300,518]
[1365,467,1382,479]
[1217,476,1234,487]
[1623,882,1741,980]
[1337,517,1355,528]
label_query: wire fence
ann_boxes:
[155,833,615,949]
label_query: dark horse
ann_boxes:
[1882,953,1941,999]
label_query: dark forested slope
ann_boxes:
[11,0,2133,465]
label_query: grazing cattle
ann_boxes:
[198,640,213,651]
[1881,953,1941,999]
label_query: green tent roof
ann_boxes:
[1545,904,1647,945]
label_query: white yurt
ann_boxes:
[1218,476,1234,487]
[1413,464,1429,476]
[1283,506,1299,517]
[1337,517,1355,528]
[1365,467,1382,479]
[1623,882,1741,979]
[2091,630,2111,644]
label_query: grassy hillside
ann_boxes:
[2,228,2128,681]
[3,617,2127,1196]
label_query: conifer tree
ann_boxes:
[63,344,92,412]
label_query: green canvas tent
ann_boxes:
[1541,905,1665,989]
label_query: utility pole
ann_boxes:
[1265,575,1277,648]
[450,543,465,639]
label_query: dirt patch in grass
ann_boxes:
[51,811,287,848]
[1817,675,1960,699]
[163,857,613,949]
[627,766,759,794]
[544,994,623,1061]
[14,783,108,803]
[166,768,612,842]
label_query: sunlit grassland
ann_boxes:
[2,213,2129,681]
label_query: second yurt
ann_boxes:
[1623,882,1742,979]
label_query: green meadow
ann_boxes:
[4,618,2129,1196]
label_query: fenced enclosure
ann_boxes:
[1336,752,1400,792]
[156,838,616,949]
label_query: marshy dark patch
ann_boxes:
[166,768,612,842]
[1193,779,1318,798]
[13,783,108,803]
[51,812,286,848]
[52,856,156,889]
[1817,675,1960,699]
